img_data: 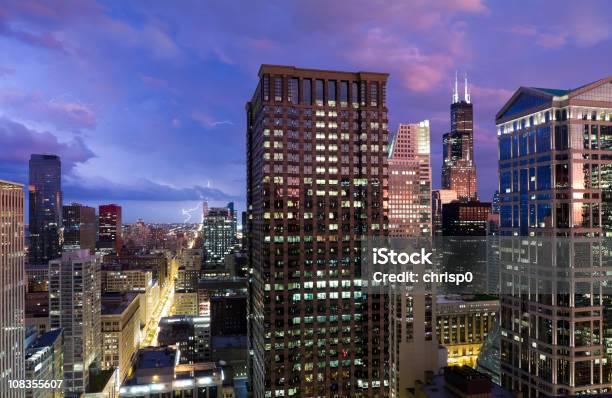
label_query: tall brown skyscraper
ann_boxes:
[246,65,389,397]
[442,74,477,200]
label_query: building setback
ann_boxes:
[0,180,26,398]
[246,65,389,397]
[442,75,477,200]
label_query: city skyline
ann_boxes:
[2,1,612,222]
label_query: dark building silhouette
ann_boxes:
[442,201,491,236]
[28,154,62,264]
[63,203,96,253]
[246,65,389,397]
[158,315,211,364]
[442,74,477,200]
[210,296,247,336]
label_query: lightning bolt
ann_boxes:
[181,202,201,223]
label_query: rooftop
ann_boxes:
[136,347,176,369]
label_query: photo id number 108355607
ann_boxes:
[8,380,63,389]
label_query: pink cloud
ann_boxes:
[346,28,457,92]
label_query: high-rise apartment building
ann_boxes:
[388,121,432,237]
[49,250,101,396]
[99,204,122,253]
[442,75,477,200]
[28,154,62,264]
[203,206,235,266]
[387,123,443,397]
[246,65,389,397]
[496,76,612,396]
[0,180,25,398]
[62,203,96,253]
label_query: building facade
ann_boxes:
[49,250,101,396]
[24,329,64,398]
[63,203,96,253]
[436,297,498,368]
[0,180,26,397]
[431,189,458,236]
[99,204,122,253]
[101,293,141,384]
[441,201,492,236]
[496,76,612,396]
[28,154,62,264]
[158,316,212,364]
[246,65,389,397]
[388,121,432,237]
[442,76,477,200]
[203,206,236,266]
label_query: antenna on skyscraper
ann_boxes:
[453,70,459,104]
[464,72,471,103]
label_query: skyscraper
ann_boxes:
[246,65,389,397]
[388,121,432,237]
[0,180,25,398]
[49,250,101,396]
[28,154,62,265]
[98,204,122,253]
[442,74,477,200]
[62,203,96,253]
[203,206,235,266]
[496,76,612,396]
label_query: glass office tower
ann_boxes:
[496,77,612,396]
[28,154,62,265]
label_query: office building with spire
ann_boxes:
[442,73,477,200]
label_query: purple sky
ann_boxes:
[1,0,611,223]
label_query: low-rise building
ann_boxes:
[25,328,64,398]
[101,293,141,383]
[436,296,498,368]
[119,347,230,398]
